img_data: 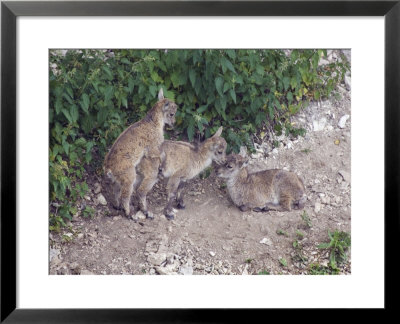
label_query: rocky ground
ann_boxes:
[49,50,351,276]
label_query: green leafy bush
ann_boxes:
[49,49,349,226]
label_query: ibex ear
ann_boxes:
[239,146,247,157]
[158,88,164,100]
[212,126,223,138]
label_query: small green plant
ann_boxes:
[219,183,227,189]
[295,230,304,240]
[301,148,312,154]
[245,258,253,264]
[309,263,339,275]
[292,239,308,263]
[258,270,270,275]
[279,258,287,267]
[301,210,312,228]
[317,230,351,270]
[199,166,213,179]
[82,206,95,218]
[276,229,288,236]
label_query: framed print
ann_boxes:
[1,0,399,322]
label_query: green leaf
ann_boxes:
[286,91,293,104]
[221,57,236,74]
[187,121,195,142]
[317,243,331,249]
[62,109,73,124]
[282,76,290,91]
[229,89,237,103]
[149,85,158,98]
[215,77,224,96]
[81,94,90,114]
[189,69,196,87]
[70,104,79,123]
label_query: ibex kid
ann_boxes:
[137,126,227,220]
[103,88,177,219]
[216,148,306,212]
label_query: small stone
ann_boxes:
[135,210,146,220]
[338,115,350,129]
[209,251,216,257]
[313,117,327,132]
[259,237,272,246]
[147,253,167,266]
[179,265,194,275]
[96,193,107,206]
[344,75,351,91]
[93,182,102,194]
[314,202,322,213]
[80,270,95,275]
[338,170,351,183]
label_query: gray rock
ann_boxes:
[338,170,351,183]
[338,115,350,129]
[147,252,167,266]
[93,182,102,194]
[96,193,107,206]
[313,117,327,131]
[179,265,194,275]
[135,210,146,220]
[314,202,322,213]
[344,75,351,91]
[259,237,272,246]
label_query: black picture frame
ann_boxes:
[1,0,399,322]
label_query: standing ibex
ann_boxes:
[216,148,306,212]
[137,127,227,220]
[103,88,177,219]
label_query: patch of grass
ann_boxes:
[199,166,213,179]
[317,230,351,270]
[245,258,253,264]
[279,258,287,267]
[82,206,95,218]
[301,210,312,228]
[292,240,308,263]
[295,230,304,240]
[301,148,312,154]
[308,263,339,275]
[276,229,288,236]
[258,270,270,275]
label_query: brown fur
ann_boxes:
[136,127,227,219]
[103,89,177,218]
[216,154,306,212]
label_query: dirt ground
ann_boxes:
[50,61,351,276]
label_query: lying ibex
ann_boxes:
[216,149,306,212]
[103,88,177,219]
[137,126,227,220]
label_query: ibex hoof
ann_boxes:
[176,202,186,209]
[145,211,154,220]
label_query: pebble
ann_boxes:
[147,253,167,266]
[96,193,107,206]
[179,265,194,275]
[93,182,102,194]
[314,202,322,213]
[338,115,350,129]
[313,117,327,131]
[259,237,272,246]
[338,170,351,183]
[209,251,216,257]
